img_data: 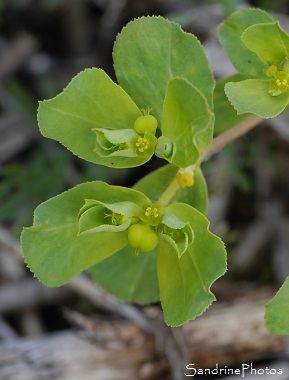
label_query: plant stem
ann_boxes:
[158,177,179,206]
[202,114,264,159]
[157,114,264,206]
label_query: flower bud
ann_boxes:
[176,167,194,188]
[155,136,174,159]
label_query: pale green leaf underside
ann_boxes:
[78,200,137,234]
[161,215,193,258]
[242,22,289,66]
[158,203,227,326]
[265,276,289,335]
[113,16,214,125]
[133,164,208,215]
[225,79,289,118]
[21,181,149,286]
[162,78,213,168]
[38,68,147,168]
[217,8,274,78]
[89,245,159,304]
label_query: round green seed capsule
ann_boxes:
[127,223,159,253]
[134,114,158,135]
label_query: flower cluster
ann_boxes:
[77,196,195,259]
[224,21,289,118]
[267,60,289,96]
[92,108,158,164]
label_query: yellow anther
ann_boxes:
[145,207,152,217]
[276,79,288,86]
[153,208,159,217]
[135,137,149,153]
[176,168,195,188]
[269,70,289,95]
[139,202,164,226]
[272,77,289,93]
[144,206,159,219]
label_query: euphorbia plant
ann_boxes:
[21,9,289,332]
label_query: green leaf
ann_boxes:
[225,79,289,118]
[242,22,289,66]
[214,74,251,134]
[133,164,208,214]
[158,203,227,326]
[21,181,149,286]
[265,276,289,335]
[38,68,151,168]
[89,245,159,304]
[159,78,213,168]
[217,8,274,78]
[113,16,214,124]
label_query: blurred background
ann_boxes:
[1,0,289,379]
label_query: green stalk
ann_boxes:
[157,114,264,207]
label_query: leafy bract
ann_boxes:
[242,22,289,66]
[93,128,138,158]
[265,276,289,335]
[217,8,274,78]
[37,68,156,168]
[113,16,214,125]
[133,164,208,214]
[21,181,149,286]
[158,203,227,326]
[225,79,289,118]
[158,78,214,168]
[78,199,138,234]
[161,212,194,258]
[89,245,159,304]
